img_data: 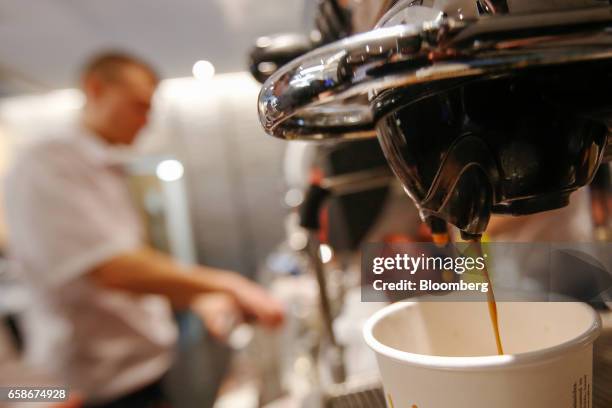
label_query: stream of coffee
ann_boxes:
[434,232,504,354]
[471,238,504,355]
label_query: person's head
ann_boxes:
[80,51,158,145]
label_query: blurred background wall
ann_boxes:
[0,0,313,92]
[0,124,12,249]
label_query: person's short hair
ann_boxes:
[80,51,158,84]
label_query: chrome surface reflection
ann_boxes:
[257,6,612,141]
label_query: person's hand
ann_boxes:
[228,276,285,328]
[191,293,244,342]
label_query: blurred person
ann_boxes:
[2,52,284,407]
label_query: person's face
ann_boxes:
[88,65,157,145]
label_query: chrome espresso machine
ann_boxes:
[252,0,612,406]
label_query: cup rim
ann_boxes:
[362,300,602,371]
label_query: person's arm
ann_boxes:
[90,247,284,327]
[4,152,283,329]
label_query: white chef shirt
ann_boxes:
[2,124,177,403]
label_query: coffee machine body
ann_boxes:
[257,1,612,237]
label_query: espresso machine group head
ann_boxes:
[257,0,612,239]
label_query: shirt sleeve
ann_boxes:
[3,148,142,288]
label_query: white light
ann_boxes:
[228,324,254,350]
[255,36,272,48]
[257,61,277,75]
[319,244,333,264]
[284,188,304,208]
[192,60,215,81]
[156,159,184,182]
[310,30,322,43]
[288,231,308,251]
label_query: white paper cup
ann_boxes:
[363,301,601,408]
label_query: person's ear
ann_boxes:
[82,74,105,101]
